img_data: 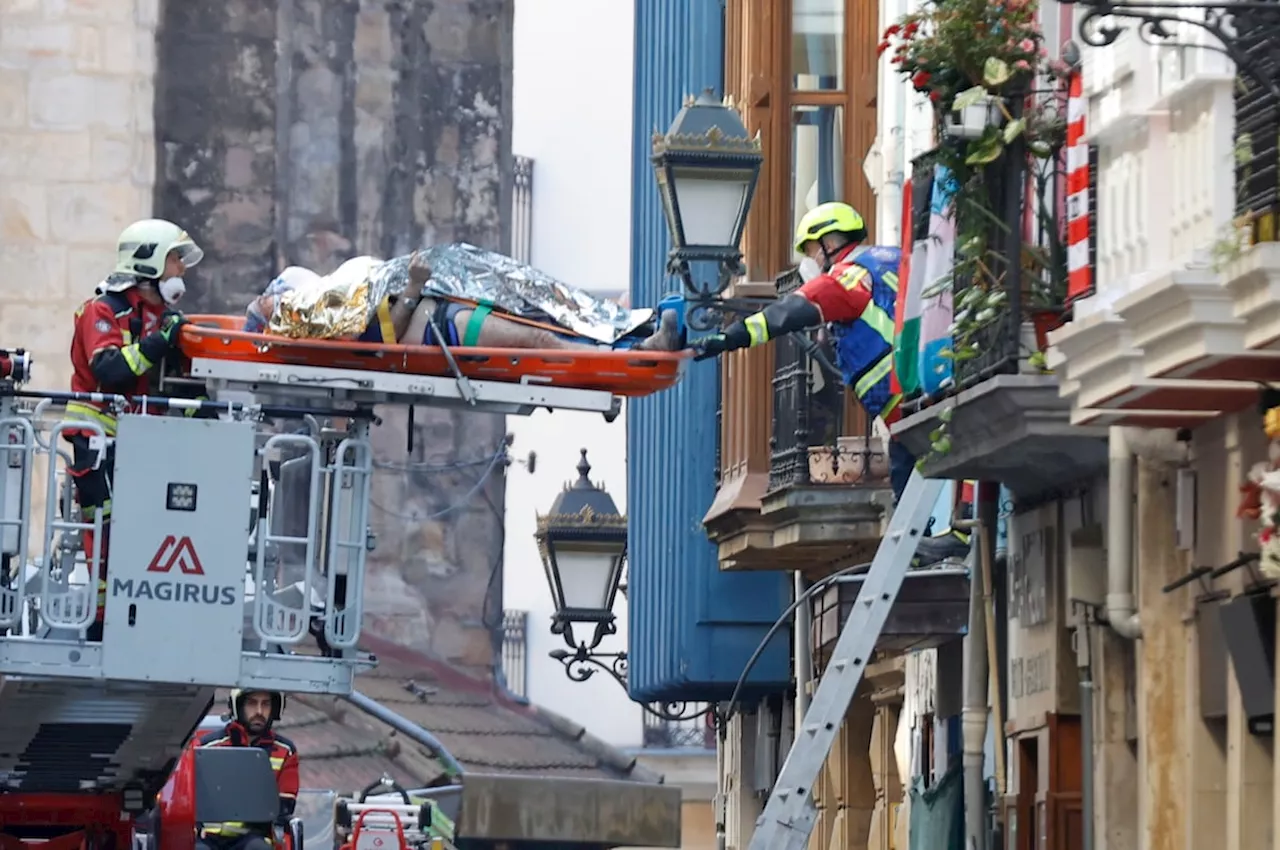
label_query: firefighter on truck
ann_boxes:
[198,689,301,850]
[66,218,209,640]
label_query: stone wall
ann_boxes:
[0,0,159,391]
[151,0,513,675]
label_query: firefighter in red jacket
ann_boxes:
[66,219,204,639]
[693,202,970,564]
[197,689,301,850]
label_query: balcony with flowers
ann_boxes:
[880,0,1110,497]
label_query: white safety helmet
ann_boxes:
[113,219,204,281]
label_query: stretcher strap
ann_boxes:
[462,301,493,347]
[441,296,569,338]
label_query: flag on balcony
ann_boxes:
[919,165,959,396]
[894,167,936,396]
[892,175,916,397]
[1065,69,1094,303]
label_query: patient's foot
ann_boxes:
[634,309,681,352]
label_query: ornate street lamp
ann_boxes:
[536,449,628,653]
[1060,0,1280,97]
[651,89,766,332]
[536,449,715,724]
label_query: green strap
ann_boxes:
[462,301,493,347]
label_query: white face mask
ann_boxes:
[158,276,186,305]
[798,257,823,282]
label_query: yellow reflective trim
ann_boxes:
[65,402,118,437]
[882,393,902,419]
[854,354,894,400]
[121,330,132,345]
[836,265,870,292]
[860,304,895,345]
[883,271,899,293]
[269,756,284,768]
[376,297,395,343]
[744,313,769,347]
[120,344,152,376]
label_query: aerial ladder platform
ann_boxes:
[0,334,634,850]
[746,471,945,850]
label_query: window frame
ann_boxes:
[779,0,876,265]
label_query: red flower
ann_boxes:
[877,40,892,55]
[903,20,920,36]
[883,23,902,37]
[929,90,942,102]
[912,70,932,89]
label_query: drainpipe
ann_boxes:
[960,529,988,850]
[795,572,812,722]
[1076,605,1096,850]
[1106,427,1141,639]
[343,690,465,779]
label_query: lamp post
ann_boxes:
[650,89,767,332]
[536,449,715,724]
[1059,0,1280,97]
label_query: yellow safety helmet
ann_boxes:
[113,219,204,280]
[794,202,866,253]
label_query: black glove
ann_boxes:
[691,323,751,361]
[692,333,732,361]
[154,312,191,355]
[159,310,188,343]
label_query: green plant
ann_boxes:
[1209,129,1256,272]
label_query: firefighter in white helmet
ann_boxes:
[65,219,208,640]
[197,689,300,850]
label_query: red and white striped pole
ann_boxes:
[1065,69,1092,303]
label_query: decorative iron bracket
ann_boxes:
[548,645,721,724]
[1061,0,1280,97]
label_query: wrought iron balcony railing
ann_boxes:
[1235,27,1280,243]
[768,269,888,494]
[903,95,1071,413]
[642,709,716,749]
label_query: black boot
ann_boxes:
[913,530,971,566]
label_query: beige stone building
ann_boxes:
[1,0,158,392]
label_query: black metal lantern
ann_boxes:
[536,449,717,725]
[651,89,764,310]
[536,449,627,650]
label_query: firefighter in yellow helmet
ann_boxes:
[690,202,969,562]
[196,690,299,850]
[66,219,210,640]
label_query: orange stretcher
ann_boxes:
[178,314,690,397]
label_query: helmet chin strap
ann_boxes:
[818,235,857,271]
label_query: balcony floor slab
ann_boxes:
[893,374,1108,498]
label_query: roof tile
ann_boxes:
[239,635,654,792]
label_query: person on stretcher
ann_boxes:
[244,251,684,353]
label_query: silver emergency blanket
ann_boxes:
[261,243,652,344]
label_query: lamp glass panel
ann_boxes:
[671,170,750,247]
[553,546,621,611]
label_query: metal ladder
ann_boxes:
[745,470,945,850]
